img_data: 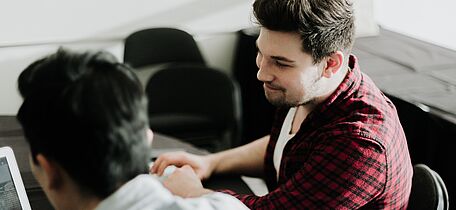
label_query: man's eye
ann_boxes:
[275,61,289,68]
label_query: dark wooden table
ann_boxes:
[0,116,252,210]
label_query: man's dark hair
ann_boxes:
[17,48,150,198]
[253,0,355,64]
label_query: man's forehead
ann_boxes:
[257,29,308,60]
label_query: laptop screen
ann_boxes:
[0,157,24,210]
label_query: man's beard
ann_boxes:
[266,92,316,108]
[263,70,322,108]
[264,82,320,108]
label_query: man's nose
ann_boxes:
[257,61,273,82]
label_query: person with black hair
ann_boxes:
[16,48,248,210]
[152,0,413,209]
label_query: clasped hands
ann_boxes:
[150,151,215,198]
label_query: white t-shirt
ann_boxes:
[273,107,296,180]
[95,174,249,210]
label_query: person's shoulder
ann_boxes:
[192,192,250,210]
[95,174,175,210]
[345,73,400,127]
[320,121,386,146]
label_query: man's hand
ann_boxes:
[152,136,269,179]
[163,165,213,198]
[150,151,214,180]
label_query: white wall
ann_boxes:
[0,0,193,45]
[0,0,253,46]
[0,42,125,115]
[0,0,253,115]
[374,0,456,50]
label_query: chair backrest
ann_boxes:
[124,27,205,68]
[408,164,449,210]
[145,65,242,151]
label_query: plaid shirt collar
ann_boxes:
[297,54,361,129]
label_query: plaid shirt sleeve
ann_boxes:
[221,134,387,209]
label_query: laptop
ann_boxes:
[0,146,31,210]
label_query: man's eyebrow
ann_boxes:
[256,40,295,63]
[271,56,295,63]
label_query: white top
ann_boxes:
[273,107,297,180]
[95,174,249,210]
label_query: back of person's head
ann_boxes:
[253,0,355,64]
[17,48,150,198]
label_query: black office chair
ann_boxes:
[124,27,205,69]
[124,27,207,89]
[408,164,449,210]
[145,65,242,152]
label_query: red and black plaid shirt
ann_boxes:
[223,55,413,209]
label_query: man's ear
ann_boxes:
[36,154,63,190]
[322,51,344,78]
